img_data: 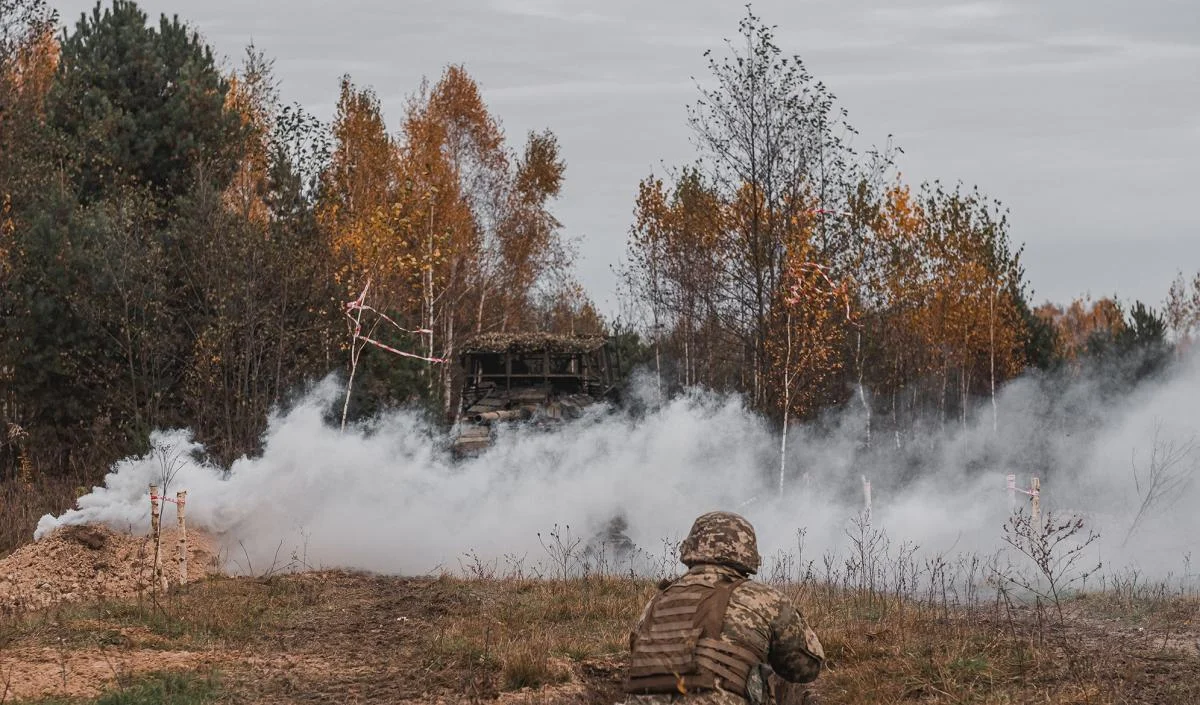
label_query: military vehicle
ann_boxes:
[450,332,619,457]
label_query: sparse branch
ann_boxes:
[1124,422,1198,546]
[998,510,1101,625]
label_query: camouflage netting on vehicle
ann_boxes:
[460,332,607,355]
[0,524,221,613]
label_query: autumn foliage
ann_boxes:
[0,0,597,477]
[0,1,1181,486]
[620,7,1170,452]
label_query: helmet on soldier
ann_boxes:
[679,511,761,575]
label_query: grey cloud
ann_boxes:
[50,0,1200,311]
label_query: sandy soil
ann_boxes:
[0,524,221,613]
[0,644,223,700]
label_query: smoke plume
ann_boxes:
[36,355,1200,581]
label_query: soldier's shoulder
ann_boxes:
[732,579,789,609]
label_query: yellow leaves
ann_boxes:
[1037,296,1126,362]
[630,171,728,296]
[219,52,278,224]
[5,21,58,113]
[314,63,577,362]
[767,236,853,417]
[877,182,924,243]
[318,77,425,309]
[632,176,670,244]
[0,193,15,278]
[864,178,1029,385]
[1,192,12,237]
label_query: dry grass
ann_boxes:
[284,573,648,699]
[0,473,94,559]
[2,504,1198,702]
[11,671,222,705]
[0,569,1197,704]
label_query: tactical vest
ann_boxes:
[624,575,763,696]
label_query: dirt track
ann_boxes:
[0,571,629,704]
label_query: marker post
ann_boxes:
[176,490,188,585]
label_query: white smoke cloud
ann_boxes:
[35,354,1200,581]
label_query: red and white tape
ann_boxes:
[344,280,448,364]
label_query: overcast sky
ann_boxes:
[55,0,1200,316]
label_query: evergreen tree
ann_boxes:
[48,0,242,204]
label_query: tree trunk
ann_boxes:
[779,310,793,496]
[443,307,455,416]
[425,206,435,396]
[892,389,901,449]
[939,362,948,431]
[960,363,970,430]
[686,316,696,388]
[475,281,486,335]
[856,330,871,449]
[989,286,998,434]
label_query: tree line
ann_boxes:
[0,0,601,478]
[619,8,1189,451]
[1,2,1193,483]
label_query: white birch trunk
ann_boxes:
[990,286,998,434]
[341,295,366,432]
[443,309,455,415]
[149,484,164,592]
[425,205,436,396]
[779,311,793,497]
[856,331,871,448]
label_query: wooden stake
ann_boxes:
[1006,474,1017,513]
[149,484,164,592]
[176,490,188,585]
[1030,476,1041,526]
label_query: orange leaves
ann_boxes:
[3,15,58,113]
[315,64,591,410]
[627,171,727,319]
[631,176,670,249]
[318,76,425,309]
[875,183,923,244]
[778,210,856,329]
[624,167,1034,422]
[867,180,1029,387]
[1036,297,1126,362]
[425,65,506,174]
[0,193,12,278]
[320,63,582,331]
[514,130,565,205]
[493,129,568,330]
[403,64,506,286]
[767,229,852,418]
[221,50,276,225]
[321,79,397,221]
[629,170,726,292]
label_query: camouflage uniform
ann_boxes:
[620,512,824,705]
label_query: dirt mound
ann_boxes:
[0,523,221,613]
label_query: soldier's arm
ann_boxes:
[629,593,655,651]
[767,601,825,683]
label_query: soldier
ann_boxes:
[584,513,638,571]
[621,511,824,705]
